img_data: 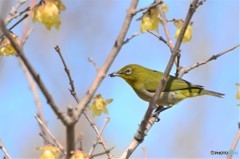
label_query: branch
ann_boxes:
[178,44,240,78]
[227,125,240,159]
[147,30,171,49]
[134,1,162,15]
[34,114,66,155]
[55,46,112,158]
[156,0,174,49]
[123,32,139,45]
[73,0,139,124]
[120,0,200,158]
[0,19,72,125]
[88,57,99,72]
[55,46,79,102]
[90,147,114,158]
[4,0,28,25]
[89,117,110,156]
[0,139,11,159]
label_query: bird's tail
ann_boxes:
[203,89,224,98]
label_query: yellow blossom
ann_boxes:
[46,0,65,11]
[70,150,90,159]
[140,8,160,33]
[89,94,113,117]
[38,145,60,159]
[32,1,64,30]
[139,3,169,33]
[0,33,21,57]
[174,20,193,43]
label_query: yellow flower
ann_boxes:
[89,94,113,117]
[139,3,169,33]
[140,8,160,33]
[70,150,90,159]
[32,0,64,30]
[0,33,21,57]
[38,145,60,159]
[46,0,65,11]
[174,19,193,43]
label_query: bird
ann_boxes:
[109,64,224,106]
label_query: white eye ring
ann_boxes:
[125,68,132,75]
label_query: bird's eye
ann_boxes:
[125,68,132,75]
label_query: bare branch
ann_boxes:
[55,45,79,102]
[156,0,174,50]
[89,117,110,156]
[0,139,11,159]
[5,0,28,25]
[134,1,162,15]
[142,147,147,159]
[123,32,139,45]
[88,57,99,72]
[34,114,66,156]
[0,19,72,125]
[56,46,112,157]
[90,147,114,159]
[147,30,171,49]
[74,0,139,124]
[120,0,200,158]
[178,44,240,78]
[84,112,112,159]
[227,126,240,159]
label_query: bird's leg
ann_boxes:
[152,106,171,122]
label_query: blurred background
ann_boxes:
[0,0,239,158]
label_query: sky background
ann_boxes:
[0,0,239,158]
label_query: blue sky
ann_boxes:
[0,0,239,158]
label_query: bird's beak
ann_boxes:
[108,71,121,77]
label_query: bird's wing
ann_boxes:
[145,75,203,93]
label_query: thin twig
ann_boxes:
[5,0,28,25]
[74,0,139,124]
[147,30,171,49]
[227,128,240,159]
[18,25,48,144]
[84,112,112,159]
[0,139,11,159]
[0,19,71,125]
[120,0,200,158]
[156,0,174,49]
[123,32,139,45]
[90,147,114,158]
[89,117,110,156]
[134,1,162,15]
[55,45,79,102]
[39,132,51,145]
[21,27,33,45]
[142,147,147,159]
[178,44,240,78]
[88,57,99,72]
[75,134,83,150]
[55,45,112,158]
[34,114,66,155]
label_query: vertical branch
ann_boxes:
[120,0,200,158]
[66,106,76,158]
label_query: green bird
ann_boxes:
[109,64,224,106]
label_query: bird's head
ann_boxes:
[109,64,146,84]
